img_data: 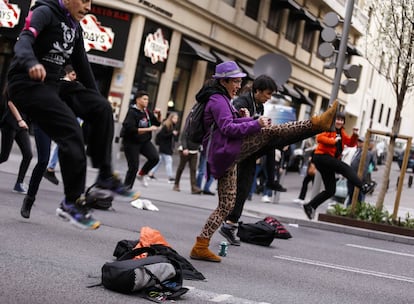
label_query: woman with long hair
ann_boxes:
[149,112,179,182]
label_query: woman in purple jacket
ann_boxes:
[189,61,338,262]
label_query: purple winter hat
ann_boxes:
[212,61,247,79]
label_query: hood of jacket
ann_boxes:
[195,82,230,104]
[32,0,77,28]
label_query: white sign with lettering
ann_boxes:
[80,14,114,52]
[0,0,20,28]
[144,28,169,64]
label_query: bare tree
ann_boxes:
[364,0,414,211]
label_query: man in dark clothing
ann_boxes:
[7,0,131,229]
[219,75,291,245]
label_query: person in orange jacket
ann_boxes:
[303,112,375,219]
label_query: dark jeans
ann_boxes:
[175,151,199,191]
[308,154,363,210]
[123,140,159,188]
[8,81,114,201]
[27,124,51,198]
[298,173,314,200]
[0,126,33,184]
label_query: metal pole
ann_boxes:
[310,0,355,201]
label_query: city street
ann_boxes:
[1,147,414,303]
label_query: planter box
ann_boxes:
[318,213,414,237]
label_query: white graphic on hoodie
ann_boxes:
[43,22,75,65]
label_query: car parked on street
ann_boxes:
[397,146,414,172]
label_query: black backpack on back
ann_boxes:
[183,101,209,145]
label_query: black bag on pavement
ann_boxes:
[237,220,276,246]
[102,247,188,300]
[112,240,206,281]
[263,216,292,239]
[85,184,113,210]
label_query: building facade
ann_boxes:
[2,0,384,136]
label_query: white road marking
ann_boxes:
[273,255,414,283]
[185,286,271,304]
[346,243,414,257]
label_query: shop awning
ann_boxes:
[280,83,301,99]
[181,38,216,63]
[237,62,255,79]
[212,51,233,63]
[295,88,315,107]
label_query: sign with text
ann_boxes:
[144,28,169,64]
[81,14,114,52]
[0,0,20,28]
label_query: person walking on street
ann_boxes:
[149,112,179,182]
[345,136,375,207]
[173,129,202,194]
[7,0,132,230]
[0,98,33,194]
[302,112,376,220]
[196,148,215,195]
[189,61,338,261]
[293,151,316,204]
[122,91,161,190]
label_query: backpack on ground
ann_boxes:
[263,216,292,239]
[237,220,276,246]
[113,239,206,281]
[85,184,113,210]
[102,247,189,301]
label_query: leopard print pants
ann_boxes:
[199,120,315,239]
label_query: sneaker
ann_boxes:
[303,203,315,220]
[261,195,272,203]
[56,198,100,230]
[148,174,157,180]
[293,198,305,204]
[97,175,140,199]
[219,224,240,246]
[172,185,180,192]
[43,170,59,185]
[361,182,376,194]
[13,182,28,194]
[168,178,175,184]
[137,175,149,187]
[267,181,287,192]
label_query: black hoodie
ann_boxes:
[7,0,97,91]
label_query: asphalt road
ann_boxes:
[1,168,414,304]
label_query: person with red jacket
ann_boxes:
[303,112,375,219]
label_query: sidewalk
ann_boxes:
[3,140,414,245]
[110,152,414,245]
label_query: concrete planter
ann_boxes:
[318,213,414,237]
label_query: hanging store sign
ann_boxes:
[144,28,169,64]
[81,14,114,52]
[0,0,20,28]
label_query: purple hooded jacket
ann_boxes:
[196,83,261,179]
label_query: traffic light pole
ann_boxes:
[310,0,355,203]
[329,0,355,105]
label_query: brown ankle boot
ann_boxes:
[190,237,221,262]
[311,100,338,131]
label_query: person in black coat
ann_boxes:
[122,91,162,189]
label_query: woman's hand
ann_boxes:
[258,116,271,127]
[18,120,29,130]
[239,108,250,117]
